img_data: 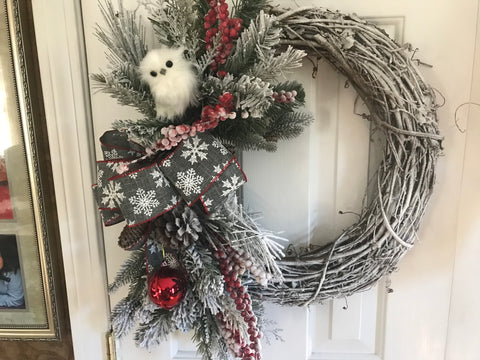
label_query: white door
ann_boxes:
[31,0,480,359]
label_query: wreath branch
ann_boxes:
[252,7,442,306]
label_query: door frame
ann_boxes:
[31,1,110,359]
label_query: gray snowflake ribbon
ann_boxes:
[92,130,246,227]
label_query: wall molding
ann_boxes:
[31,1,110,359]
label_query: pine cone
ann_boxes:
[118,223,149,250]
[164,206,202,249]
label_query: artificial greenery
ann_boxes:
[92,0,312,151]
[94,1,313,358]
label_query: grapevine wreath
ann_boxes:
[91,0,442,359]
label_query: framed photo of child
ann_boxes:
[0,235,25,309]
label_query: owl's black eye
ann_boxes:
[150,71,157,77]
[166,60,173,68]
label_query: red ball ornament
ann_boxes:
[148,264,187,310]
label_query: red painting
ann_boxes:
[0,157,13,219]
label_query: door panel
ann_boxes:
[73,0,480,359]
[78,2,400,359]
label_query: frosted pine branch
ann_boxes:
[109,249,145,293]
[147,0,201,59]
[225,11,281,75]
[95,0,148,66]
[249,45,307,82]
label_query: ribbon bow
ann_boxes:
[93,131,246,227]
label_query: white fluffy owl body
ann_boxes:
[139,47,197,119]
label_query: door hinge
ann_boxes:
[106,329,117,360]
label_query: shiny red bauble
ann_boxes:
[148,265,187,310]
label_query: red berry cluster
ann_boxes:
[272,90,297,104]
[204,0,242,72]
[152,124,202,151]
[152,93,236,151]
[192,92,236,131]
[214,247,262,360]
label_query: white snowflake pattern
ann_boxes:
[101,182,125,208]
[203,197,213,208]
[212,161,230,179]
[129,188,160,216]
[104,149,120,160]
[106,161,127,174]
[212,164,223,180]
[211,138,229,155]
[147,239,163,254]
[176,168,204,196]
[152,169,170,188]
[97,169,105,187]
[164,195,181,210]
[162,159,172,167]
[181,137,209,164]
[221,174,243,196]
[129,172,138,179]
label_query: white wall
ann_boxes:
[445,3,480,358]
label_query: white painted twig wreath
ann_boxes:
[258,7,443,306]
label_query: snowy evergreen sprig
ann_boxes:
[108,248,146,293]
[111,270,148,338]
[249,45,307,82]
[95,1,148,66]
[147,0,201,60]
[195,33,222,74]
[263,81,313,143]
[225,11,281,75]
[111,296,143,338]
[112,117,164,146]
[203,74,273,117]
[231,0,270,29]
[193,312,230,360]
[93,1,154,118]
[134,307,175,348]
[91,71,156,119]
[181,243,225,313]
[205,196,285,281]
[171,289,202,332]
[265,110,314,142]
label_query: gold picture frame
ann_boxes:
[0,0,60,339]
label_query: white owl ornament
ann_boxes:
[139,47,197,119]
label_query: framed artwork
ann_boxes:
[0,0,61,339]
[0,157,13,219]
